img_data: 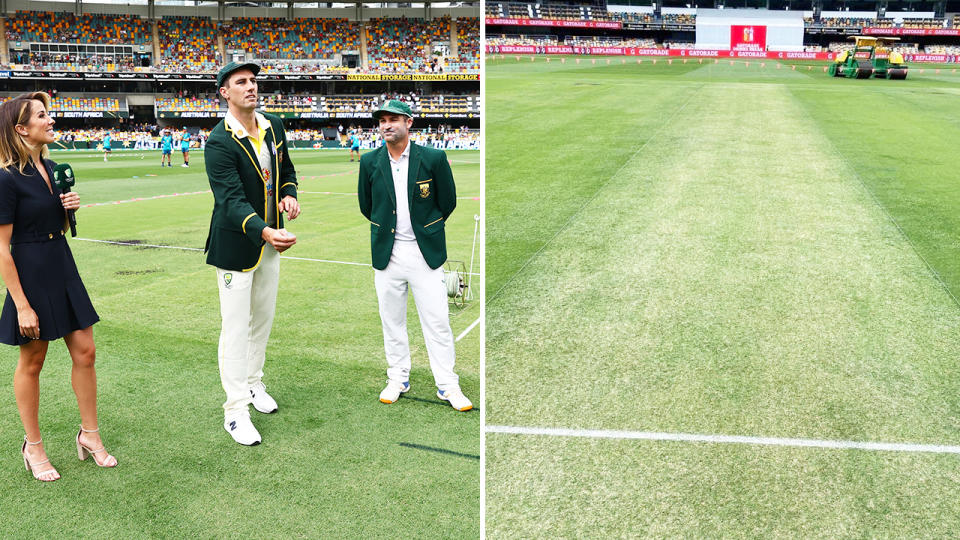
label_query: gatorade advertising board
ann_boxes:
[730,25,767,51]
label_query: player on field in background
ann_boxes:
[181,128,192,168]
[349,129,361,162]
[102,131,112,162]
[160,129,173,167]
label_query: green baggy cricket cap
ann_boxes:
[217,61,261,88]
[372,99,413,120]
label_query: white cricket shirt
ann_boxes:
[388,140,415,241]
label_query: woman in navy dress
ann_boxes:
[0,92,117,482]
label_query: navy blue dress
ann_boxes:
[0,159,99,345]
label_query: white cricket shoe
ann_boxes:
[250,381,278,414]
[181,163,189,168]
[379,380,410,404]
[224,415,261,446]
[437,388,473,412]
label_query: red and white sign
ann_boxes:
[907,54,953,62]
[485,17,622,29]
[730,25,767,51]
[863,27,960,36]
[484,46,960,63]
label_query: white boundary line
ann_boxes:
[73,237,482,275]
[455,316,482,342]
[485,425,960,455]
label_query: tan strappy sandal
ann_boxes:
[22,436,60,482]
[76,426,118,468]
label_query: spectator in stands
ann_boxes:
[0,92,116,482]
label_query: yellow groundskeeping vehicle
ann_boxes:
[829,36,908,79]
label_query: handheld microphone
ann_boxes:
[52,163,77,237]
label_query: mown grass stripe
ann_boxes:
[486,83,704,305]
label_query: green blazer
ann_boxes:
[204,112,297,271]
[358,142,456,270]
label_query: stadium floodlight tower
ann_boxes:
[829,36,909,79]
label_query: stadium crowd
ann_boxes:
[4,12,480,74]
[5,11,150,44]
[220,17,360,60]
[366,16,452,73]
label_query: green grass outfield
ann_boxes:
[486,56,960,537]
[0,148,480,537]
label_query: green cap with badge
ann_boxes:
[372,99,413,120]
[216,61,261,88]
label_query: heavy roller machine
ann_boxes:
[829,36,908,79]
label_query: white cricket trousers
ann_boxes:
[216,245,280,418]
[374,239,459,391]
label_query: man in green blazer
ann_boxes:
[205,62,301,445]
[358,100,472,412]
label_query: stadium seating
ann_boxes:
[56,128,153,144]
[535,4,583,21]
[452,17,480,72]
[259,60,351,74]
[505,3,532,19]
[20,52,136,71]
[818,17,876,28]
[4,11,150,44]
[260,94,316,113]
[609,12,656,24]
[4,12,475,74]
[826,41,918,54]
[155,97,221,113]
[564,36,655,47]
[662,14,695,24]
[923,44,960,54]
[50,96,121,112]
[487,34,559,46]
[156,16,218,72]
[584,7,613,21]
[902,18,946,29]
[220,17,359,60]
[366,17,451,73]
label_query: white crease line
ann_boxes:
[485,425,960,455]
[456,316,482,342]
[297,191,481,200]
[73,237,482,274]
[280,255,369,267]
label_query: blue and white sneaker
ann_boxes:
[437,388,473,412]
[224,414,261,446]
[250,381,278,414]
[379,380,410,404]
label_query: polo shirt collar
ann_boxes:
[225,111,269,140]
[388,140,411,164]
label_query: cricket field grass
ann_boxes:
[486,56,960,537]
[0,149,481,537]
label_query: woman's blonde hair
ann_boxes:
[0,92,52,174]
